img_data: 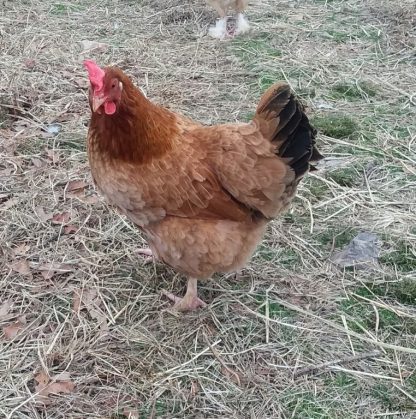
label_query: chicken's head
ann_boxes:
[84,60,123,115]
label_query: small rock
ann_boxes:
[331,232,380,269]
[45,123,62,135]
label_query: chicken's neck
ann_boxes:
[89,89,177,164]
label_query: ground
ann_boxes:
[0,0,415,417]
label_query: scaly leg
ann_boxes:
[162,277,207,312]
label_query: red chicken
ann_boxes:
[84,60,322,311]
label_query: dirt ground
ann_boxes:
[0,0,415,417]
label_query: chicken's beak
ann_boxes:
[92,95,107,113]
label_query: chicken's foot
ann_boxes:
[235,13,250,35]
[208,17,228,39]
[162,277,207,312]
[136,247,154,264]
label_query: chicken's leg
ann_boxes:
[163,277,207,312]
[235,13,250,35]
[208,2,228,39]
[235,0,250,35]
[208,16,228,39]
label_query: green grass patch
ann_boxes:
[232,36,282,61]
[257,245,301,267]
[284,392,340,419]
[380,241,416,273]
[339,286,416,335]
[302,177,330,201]
[50,3,85,14]
[312,114,358,139]
[315,227,356,249]
[258,298,295,320]
[330,82,377,101]
[326,166,362,187]
[389,279,416,305]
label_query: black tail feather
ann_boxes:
[254,83,323,179]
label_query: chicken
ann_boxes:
[84,60,322,311]
[207,0,249,39]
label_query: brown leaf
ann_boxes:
[34,370,49,387]
[36,262,73,280]
[51,212,71,225]
[13,243,30,256]
[190,380,199,398]
[35,206,54,223]
[72,292,81,313]
[24,58,36,69]
[64,225,78,235]
[80,40,108,53]
[0,168,13,177]
[66,180,88,192]
[34,370,75,405]
[3,316,26,340]
[46,149,60,164]
[220,365,243,386]
[10,260,32,278]
[31,158,45,168]
[0,300,12,319]
[73,289,108,333]
[1,197,18,209]
[81,194,100,205]
[74,77,89,88]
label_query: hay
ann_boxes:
[1,0,415,417]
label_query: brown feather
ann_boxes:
[86,67,322,280]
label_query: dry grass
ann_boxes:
[1,0,415,417]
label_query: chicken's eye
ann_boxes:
[111,83,116,89]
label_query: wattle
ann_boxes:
[104,101,116,115]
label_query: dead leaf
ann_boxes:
[1,197,18,209]
[31,158,45,168]
[36,262,73,280]
[73,288,108,333]
[66,180,87,192]
[220,365,243,386]
[64,225,78,235]
[35,206,54,222]
[72,292,81,313]
[24,58,36,69]
[45,149,60,164]
[0,300,12,319]
[0,168,13,177]
[51,212,71,225]
[3,316,26,340]
[34,370,75,405]
[74,77,89,88]
[190,380,199,398]
[80,194,99,205]
[80,40,108,53]
[13,243,30,256]
[10,259,32,278]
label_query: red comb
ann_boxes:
[84,60,105,91]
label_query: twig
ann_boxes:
[203,333,242,386]
[294,350,381,378]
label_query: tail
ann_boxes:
[253,83,323,179]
